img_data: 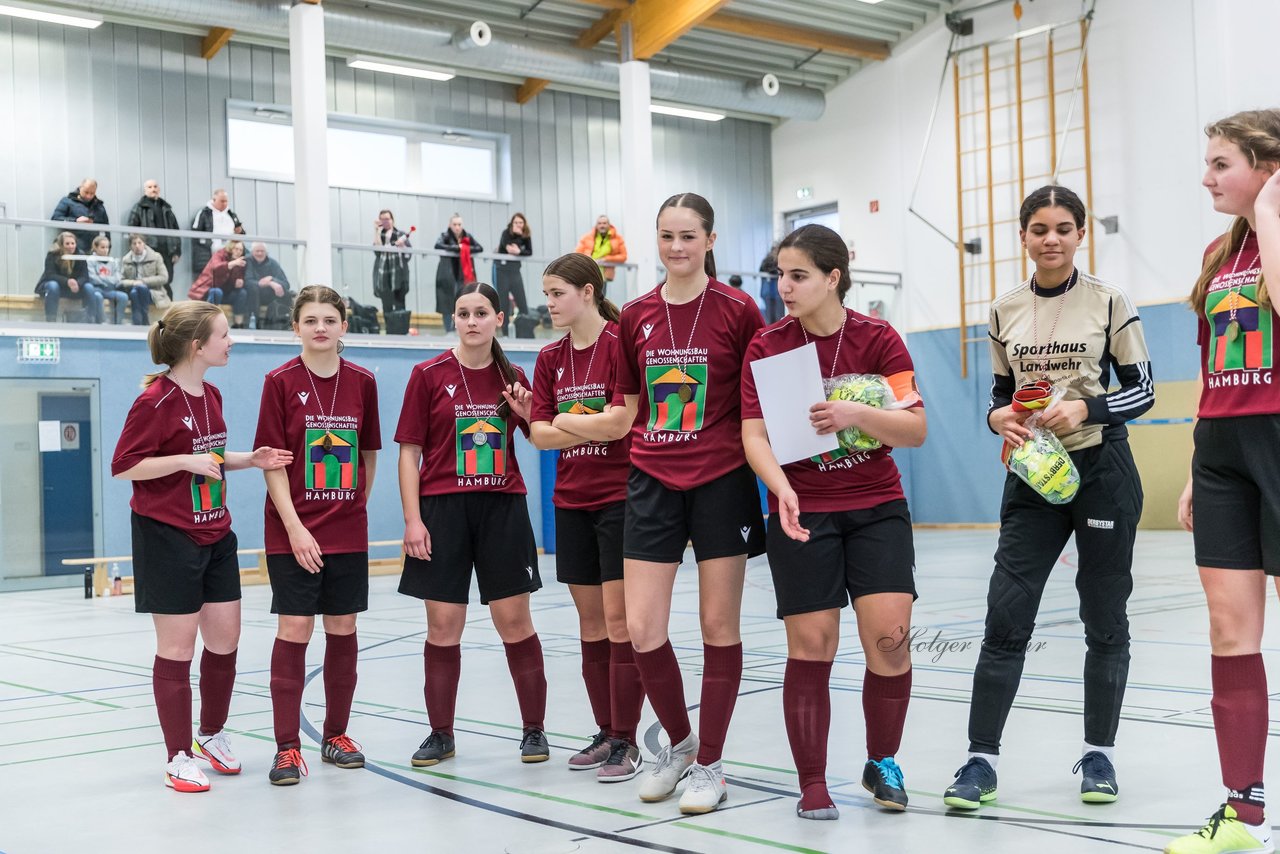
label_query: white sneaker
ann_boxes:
[638,733,698,803]
[679,761,727,814]
[192,731,242,774]
[165,751,211,793]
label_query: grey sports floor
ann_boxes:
[0,530,1270,853]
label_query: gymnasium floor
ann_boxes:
[0,529,1270,853]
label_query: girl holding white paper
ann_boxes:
[943,185,1152,815]
[741,224,926,820]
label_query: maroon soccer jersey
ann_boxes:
[741,310,923,513]
[395,350,531,496]
[112,377,232,545]
[254,357,382,555]
[617,279,764,491]
[1196,231,1280,418]
[531,322,630,510]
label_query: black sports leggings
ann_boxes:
[967,439,1141,753]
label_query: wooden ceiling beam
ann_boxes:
[575,7,632,49]
[516,77,551,104]
[567,1,892,62]
[628,0,730,60]
[200,27,235,60]
[699,12,891,61]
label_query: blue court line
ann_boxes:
[1131,417,1194,425]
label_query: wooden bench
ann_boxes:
[0,291,178,324]
[408,311,445,334]
[63,539,408,598]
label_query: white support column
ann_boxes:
[618,58,655,301]
[289,1,332,285]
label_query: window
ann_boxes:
[225,100,508,201]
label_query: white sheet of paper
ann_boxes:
[749,342,839,465]
[38,420,61,452]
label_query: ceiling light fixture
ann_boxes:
[650,104,725,122]
[0,2,102,28]
[346,55,455,82]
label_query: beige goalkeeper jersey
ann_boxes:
[987,270,1154,451]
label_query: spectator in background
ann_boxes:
[759,241,782,323]
[85,236,131,324]
[120,234,168,324]
[494,212,532,336]
[51,178,109,253]
[434,213,482,333]
[575,214,627,282]
[127,179,182,296]
[192,189,244,276]
[372,209,412,317]
[35,231,96,323]
[246,242,291,328]
[729,273,767,315]
[189,240,249,327]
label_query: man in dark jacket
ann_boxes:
[191,189,244,275]
[127,179,181,295]
[51,179,108,253]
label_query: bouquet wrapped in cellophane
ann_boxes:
[999,380,1081,504]
[822,373,920,453]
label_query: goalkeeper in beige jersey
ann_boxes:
[942,185,1154,813]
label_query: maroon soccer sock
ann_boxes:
[696,642,743,765]
[581,638,612,732]
[504,633,548,731]
[609,641,645,744]
[633,641,692,747]
[1212,654,1268,826]
[322,632,359,741]
[863,667,912,761]
[784,658,833,794]
[424,641,462,736]
[153,655,193,761]
[197,647,237,736]
[270,639,308,750]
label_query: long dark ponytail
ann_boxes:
[657,192,717,280]
[456,281,518,417]
[543,253,621,322]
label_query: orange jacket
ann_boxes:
[575,226,627,280]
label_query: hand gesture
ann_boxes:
[809,399,861,436]
[251,446,293,470]
[288,524,325,573]
[777,487,810,542]
[1177,477,1193,532]
[503,382,532,423]
[404,518,432,561]
[988,405,1034,446]
[186,453,223,480]
[1038,398,1088,436]
[1256,167,1280,219]
[76,216,92,223]
[395,236,407,247]
[506,243,520,255]
[67,278,80,293]
[271,282,284,297]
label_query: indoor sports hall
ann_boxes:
[0,2,1276,853]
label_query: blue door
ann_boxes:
[40,393,94,576]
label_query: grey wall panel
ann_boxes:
[0,19,771,298]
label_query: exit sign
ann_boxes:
[17,337,60,364]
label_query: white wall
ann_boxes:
[772,0,1280,333]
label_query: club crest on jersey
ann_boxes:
[642,322,655,339]
[740,526,751,542]
[445,384,457,398]
[297,391,310,405]
[181,416,194,431]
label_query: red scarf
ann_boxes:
[459,236,476,283]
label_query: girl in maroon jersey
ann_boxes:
[616,192,766,814]
[1166,109,1280,854]
[254,286,381,786]
[112,301,291,793]
[741,224,926,820]
[396,281,549,766]
[529,253,644,781]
